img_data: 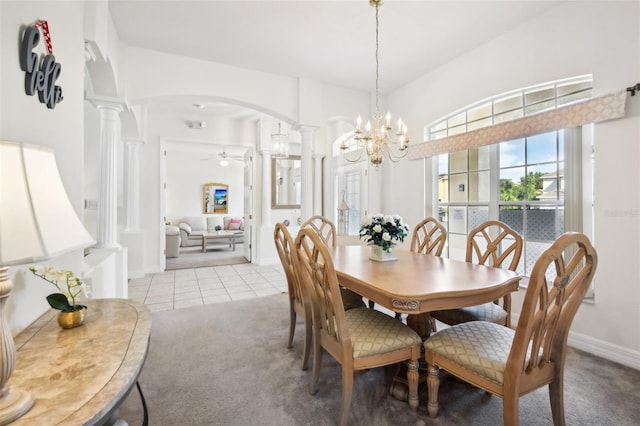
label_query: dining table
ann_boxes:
[331,245,522,400]
[332,245,521,317]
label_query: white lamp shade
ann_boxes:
[0,141,95,266]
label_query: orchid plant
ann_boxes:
[29,266,89,312]
[359,214,409,252]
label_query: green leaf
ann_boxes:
[46,293,74,312]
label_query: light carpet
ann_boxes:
[119,294,640,425]
[166,244,249,270]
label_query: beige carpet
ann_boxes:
[166,244,249,270]
[118,294,640,425]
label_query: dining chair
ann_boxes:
[274,222,312,370]
[405,217,447,336]
[430,220,522,328]
[293,227,422,426]
[424,232,597,424]
[410,216,447,256]
[301,215,365,311]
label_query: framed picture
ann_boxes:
[203,182,228,214]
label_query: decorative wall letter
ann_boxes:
[19,22,63,109]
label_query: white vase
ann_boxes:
[369,245,397,262]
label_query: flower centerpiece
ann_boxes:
[29,266,89,328]
[359,214,409,261]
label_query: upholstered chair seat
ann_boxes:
[425,321,515,384]
[346,308,422,359]
[341,287,367,311]
[430,302,508,327]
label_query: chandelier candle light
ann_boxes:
[341,0,409,167]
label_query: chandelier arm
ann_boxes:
[341,146,366,163]
[381,142,409,163]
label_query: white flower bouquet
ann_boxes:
[359,214,409,253]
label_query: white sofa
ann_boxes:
[178,216,245,247]
[165,225,181,257]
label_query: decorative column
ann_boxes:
[298,126,314,221]
[260,150,272,226]
[95,101,123,248]
[124,139,144,232]
[313,153,325,216]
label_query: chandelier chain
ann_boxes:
[340,0,409,167]
[375,3,380,115]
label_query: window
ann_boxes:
[431,76,592,285]
[427,75,592,141]
[333,163,365,236]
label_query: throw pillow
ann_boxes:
[179,223,192,234]
[229,218,242,230]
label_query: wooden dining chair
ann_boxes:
[430,220,522,328]
[424,232,597,424]
[274,223,312,370]
[301,215,365,311]
[403,217,448,334]
[410,216,447,256]
[293,227,422,426]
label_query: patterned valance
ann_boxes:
[409,90,628,159]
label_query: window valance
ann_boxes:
[409,90,628,159]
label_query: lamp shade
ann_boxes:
[0,141,95,266]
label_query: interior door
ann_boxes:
[243,150,253,261]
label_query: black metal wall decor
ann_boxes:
[19,20,63,109]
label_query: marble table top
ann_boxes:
[8,299,151,425]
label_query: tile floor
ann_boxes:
[128,263,287,313]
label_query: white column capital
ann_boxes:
[86,96,127,113]
[295,124,319,136]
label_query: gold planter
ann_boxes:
[57,309,85,329]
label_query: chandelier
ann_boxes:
[271,121,290,158]
[341,0,409,167]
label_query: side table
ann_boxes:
[6,299,151,425]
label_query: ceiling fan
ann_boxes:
[200,150,243,167]
[217,151,243,166]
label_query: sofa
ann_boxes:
[178,216,245,247]
[165,225,181,258]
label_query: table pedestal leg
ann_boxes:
[389,312,435,402]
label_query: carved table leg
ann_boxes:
[427,365,440,418]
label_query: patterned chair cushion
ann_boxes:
[424,321,515,384]
[340,288,366,311]
[431,302,507,325]
[346,308,421,359]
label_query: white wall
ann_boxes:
[1,0,87,333]
[166,150,244,223]
[120,46,371,272]
[387,1,640,365]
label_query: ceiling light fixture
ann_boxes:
[271,121,289,158]
[341,0,409,167]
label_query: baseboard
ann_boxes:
[567,332,640,370]
[511,313,640,370]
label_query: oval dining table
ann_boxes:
[330,245,522,401]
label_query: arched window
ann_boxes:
[428,76,594,297]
